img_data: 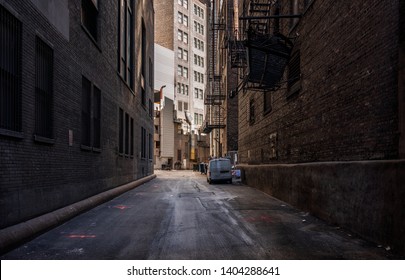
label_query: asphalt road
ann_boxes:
[1,170,399,259]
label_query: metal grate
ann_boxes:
[35,37,54,138]
[0,5,22,132]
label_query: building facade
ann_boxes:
[155,0,208,134]
[233,0,405,254]
[0,0,155,229]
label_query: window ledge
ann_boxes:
[34,135,55,145]
[117,72,135,94]
[0,129,24,140]
[81,144,93,151]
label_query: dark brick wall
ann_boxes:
[0,0,154,229]
[399,0,405,158]
[238,0,400,164]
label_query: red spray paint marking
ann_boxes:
[113,205,129,210]
[67,235,96,239]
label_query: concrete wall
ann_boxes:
[239,161,405,255]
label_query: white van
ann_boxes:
[207,158,232,184]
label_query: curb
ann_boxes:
[0,174,156,255]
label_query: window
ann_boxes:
[183,50,188,61]
[199,89,204,99]
[141,127,146,159]
[178,101,183,111]
[183,32,188,44]
[183,67,188,78]
[81,76,101,149]
[0,6,22,134]
[194,88,199,98]
[178,47,183,59]
[287,50,301,96]
[93,86,101,149]
[119,108,133,157]
[183,0,188,9]
[81,77,92,147]
[177,83,181,94]
[185,85,189,95]
[149,133,153,160]
[149,58,153,88]
[141,20,146,106]
[264,92,272,114]
[199,114,203,125]
[130,118,134,156]
[177,65,182,76]
[178,12,183,24]
[177,29,182,41]
[249,99,255,125]
[184,102,188,111]
[118,0,134,89]
[119,108,124,154]
[183,15,188,27]
[81,0,98,41]
[35,37,54,140]
[194,113,198,125]
[125,113,129,154]
[149,99,153,117]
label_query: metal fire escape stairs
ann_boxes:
[228,0,302,97]
[203,0,226,139]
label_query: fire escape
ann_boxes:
[202,0,226,157]
[228,0,301,96]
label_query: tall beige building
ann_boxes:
[155,0,208,134]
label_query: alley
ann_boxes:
[1,170,399,260]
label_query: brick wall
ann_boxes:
[154,0,174,50]
[0,0,155,229]
[238,0,400,164]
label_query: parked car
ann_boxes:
[207,158,232,184]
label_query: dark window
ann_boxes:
[81,77,92,146]
[81,76,101,149]
[287,50,301,96]
[149,57,153,88]
[141,88,146,106]
[149,133,153,160]
[119,108,124,154]
[0,6,22,133]
[81,0,98,41]
[35,38,54,139]
[264,92,272,114]
[93,86,101,148]
[141,20,146,80]
[249,99,255,125]
[141,20,147,106]
[141,127,146,159]
[130,117,134,156]
[149,99,153,117]
[125,113,129,154]
[118,0,134,89]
